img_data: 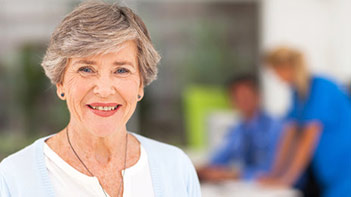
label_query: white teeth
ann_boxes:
[91,105,118,111]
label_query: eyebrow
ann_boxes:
[73,60,96,65]
[113,61,135,67]
[73,60,135,67]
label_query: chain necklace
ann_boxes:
[66,128,128,197]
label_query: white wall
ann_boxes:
[0,0,73,57]
[260,0,351,116]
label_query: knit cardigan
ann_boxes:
[0,133,201,197]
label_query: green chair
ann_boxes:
[183,85,231,149]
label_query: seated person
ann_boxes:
[198,74,284,182]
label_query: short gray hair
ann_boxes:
[41,1,160,86]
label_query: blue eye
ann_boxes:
[115,68,129,74]
[79,67,93,73]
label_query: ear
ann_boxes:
[137,82,144,101]
[56,83,65,100]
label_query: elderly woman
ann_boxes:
[259,47,351,197]
[0,2,201,197]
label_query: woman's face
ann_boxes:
[271,64,295,84]
[57,41,143,137]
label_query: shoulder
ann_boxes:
[226,121,243,137]
[313,76,334,84]
[312,76,342,92]
[0,139,39,195]
[132,132,196,175]
[0,135,51,169]
[132,133,201,196]
[0,136,50,195]
[312,76,349,103]
[132,133,189,161]
[262,111,285,127]
[0,139,39,173]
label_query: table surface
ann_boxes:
[201,181,302,197]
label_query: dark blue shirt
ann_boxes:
[210,111,284,180]
[287,76,351,197]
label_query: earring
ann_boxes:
[137,95,141,99]
[61,93,65,97]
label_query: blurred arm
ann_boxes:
[269,123,298,178]
[209,127,241,166]
[280,122,322,185]
[259,122,322,186]
[198,127,242,182]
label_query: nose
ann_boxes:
[93,74,116,98]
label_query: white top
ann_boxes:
[43,143,155,197]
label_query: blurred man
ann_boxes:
[198,74,284,182]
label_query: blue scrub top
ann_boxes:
[288,76,351,196]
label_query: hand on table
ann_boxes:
[197,166,240,182]
[257,175,290,189]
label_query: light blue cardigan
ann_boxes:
[0,133,201,197]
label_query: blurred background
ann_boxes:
[1,0,351,196]
[1,0,260,156]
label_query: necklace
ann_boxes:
[66,128,128,197]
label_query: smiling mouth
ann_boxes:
[87,104,121,111]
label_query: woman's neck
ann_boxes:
[66,123,128,166]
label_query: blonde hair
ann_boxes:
[41,1,160,86]
[264,46,310,98]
